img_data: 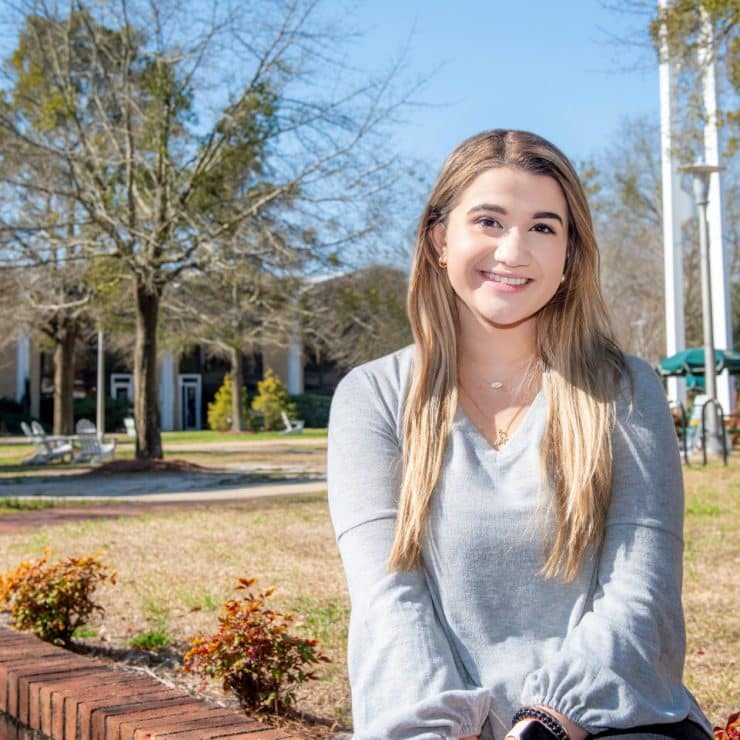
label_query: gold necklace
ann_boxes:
[460,385,530,450]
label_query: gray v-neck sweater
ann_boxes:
[327,345,711,740]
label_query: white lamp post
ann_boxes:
[96,329,105,442]
[682,162,725,456]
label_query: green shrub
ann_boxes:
[0,548,115,646]
[183,577,329,715]
[208,374,251,431]
[0,397,27,435]
[290,393,331,428]
[130,629,171,651]
[250,369,296,432]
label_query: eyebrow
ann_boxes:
[466,203,564,226]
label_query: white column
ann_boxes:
[287,325,304,395]
[96,330,105,440]
[659,0,686,405]
[699,9,733,416]
[15,329,30,404]
[159,351,175,431]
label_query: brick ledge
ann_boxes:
[0,627,299,739]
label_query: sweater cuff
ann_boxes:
[358,687,491,740]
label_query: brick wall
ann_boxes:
[0,628,299,739]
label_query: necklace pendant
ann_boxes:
[494,430,509,449]
[489,381,503,390]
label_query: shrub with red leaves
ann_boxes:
[715,712,740,740]
[0,548,115,646]
[183,577,330,715]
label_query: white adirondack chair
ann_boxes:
[70,419,116,464]
[280,410,305,435]
[21,421,73,465]
[123,417,137,438]
[71,433,116,464]
[75,418,96,435]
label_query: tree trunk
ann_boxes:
[230,346,245,432]
[52,321,77,435]
[134,281,163,459]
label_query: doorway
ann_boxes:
[178,374,202,430]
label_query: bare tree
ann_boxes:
[302,265,412,370]
[0,0,416,457]
[585,116,738,361]
[162,262,295,432]
[0,181,95,434]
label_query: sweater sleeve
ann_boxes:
[328,363,491,739]
[520,358,694,734]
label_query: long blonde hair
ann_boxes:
[388,130,626,581]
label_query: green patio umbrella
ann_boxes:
[657,347,740,377]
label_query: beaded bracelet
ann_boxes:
[511,707,570,740]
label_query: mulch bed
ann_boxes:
[86,459,211,475]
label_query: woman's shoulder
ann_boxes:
[617,352,666,405]
[329,345,414,433]
[333,344,414,406]
[613,353,676,439]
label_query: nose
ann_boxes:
[493,227,530,266]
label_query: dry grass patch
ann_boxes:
[682,460,739,723]
[0,460,737,733]
[0,493,350,734]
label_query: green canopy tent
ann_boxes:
[656,347,740,378]
[657,348,738,465]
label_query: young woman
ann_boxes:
[327,130,712,740]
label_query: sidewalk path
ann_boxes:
[0,434,328,532]
[0,477,327,534]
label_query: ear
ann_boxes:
[429,223,447,257]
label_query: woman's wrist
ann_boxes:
[506,719,563,740]
[510,705,588,740]
[532,705,587,740]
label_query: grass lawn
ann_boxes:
[0,455,736,734]
[0,428,327,477]
[161,429,327,443]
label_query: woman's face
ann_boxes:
[432,166,568,333]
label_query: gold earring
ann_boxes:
[560,274,566,284]
[438,253,448,269]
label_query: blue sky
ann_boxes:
[343,0,659,170]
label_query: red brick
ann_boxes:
[155,724,293,739]
[1,654,74,714]
[118,704,239,738]
[38,667,113,735]
[64,678,178,740]
[88,693,196,739]
[124,704,268,737]
[117,704,214,738]
[30,667,102,731]
[12,655,86,720]
[0,718,17,740]
[0,639,64,664]
[50,671,145,739]
[0,629,299,739]
[170,730,291,739]
[123,709,251,739]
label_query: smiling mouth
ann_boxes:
[479,271,530,286]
